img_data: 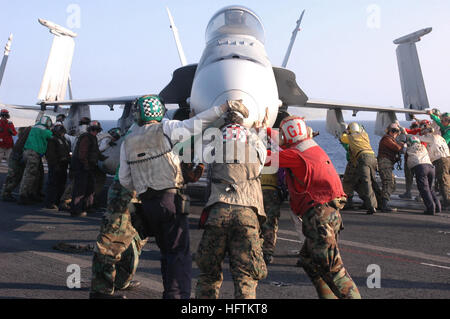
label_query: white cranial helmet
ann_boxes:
[279,116,308,145]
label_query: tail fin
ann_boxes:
[394,28,432,119]
[38,20,77,102]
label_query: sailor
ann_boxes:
[89,164,147,299]
[59,117,91,212]
[268,116,361,299]
[340,122,380,215]
[259,113,289,265]
[119,95,238,299]
[93,127,122,209]
[341,140,358,210]
[1,126,32,202]
[399,120,420,199]
[44,123,71,210]
[195,105,267,299]
[429,109,442,136]
[0,109,17,164]
[377,123,404,212]
[417,124,450,209]
[18,116,53,205]
[428,110,450,148]
[406,135,441,215]
[56,114,67,125]
[70,120,106,217]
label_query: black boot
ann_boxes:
[2,193,16,202]
[381,199,397,213]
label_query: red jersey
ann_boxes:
[267,138,345,217]
[0,118,17,149]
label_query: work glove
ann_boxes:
[227,100,249,119]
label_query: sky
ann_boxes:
[0,0,449,122]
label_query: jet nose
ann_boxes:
[212,90,261,128]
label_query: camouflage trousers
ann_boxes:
[19,149,44,199]
[1,154,25,198]
[261,189,282,257]
[299,204,361,299]
[355,154,380,210]
[433,157,450,207]
[195,203,267,299]
[91,180,147,295]
[378,157,397,201]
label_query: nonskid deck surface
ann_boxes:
[0,163,449,299]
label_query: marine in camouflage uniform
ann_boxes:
[90,178,147,298]
[298,203,361,299]
[18,118,52,204]
[195,110,267,299]
[196,203,267,299]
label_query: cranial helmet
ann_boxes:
[1,109,10,119]
[88,120,103,133]
[52,123,66,135]
[108,127,122,140]
[386,123,400,134]
[410,121,420,129]
[38,116,53,129]
[79,117,91,126]
[443,113,450,122]
[432,108,441,116]
[348,122,362,134]
[419,119,431,129]
[135,95,166,125]
[279,116,308,145]
[56,114,66,122]
[407,135,420,146]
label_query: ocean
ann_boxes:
[99,120,406,177]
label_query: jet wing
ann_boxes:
[302,99,428,115]
[298,99,428,138]
[0,103,66,127]
[41,96,142,107]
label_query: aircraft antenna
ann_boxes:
[166,7,188,67]
[282,10,305,68]
[0,34,13,88]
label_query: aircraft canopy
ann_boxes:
[205,6,265,44]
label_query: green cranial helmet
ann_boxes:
[135,95,166,124]
[108,127,122,140]
[407,135,420,146]
[432,108,441,116]
[38,116,53,129]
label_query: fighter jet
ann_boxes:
[34,5,432,172]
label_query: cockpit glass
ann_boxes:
[205,8,265,44]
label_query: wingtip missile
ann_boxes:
[38,18,78,38]
[4,34,13,56]
[393,28,432,45]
